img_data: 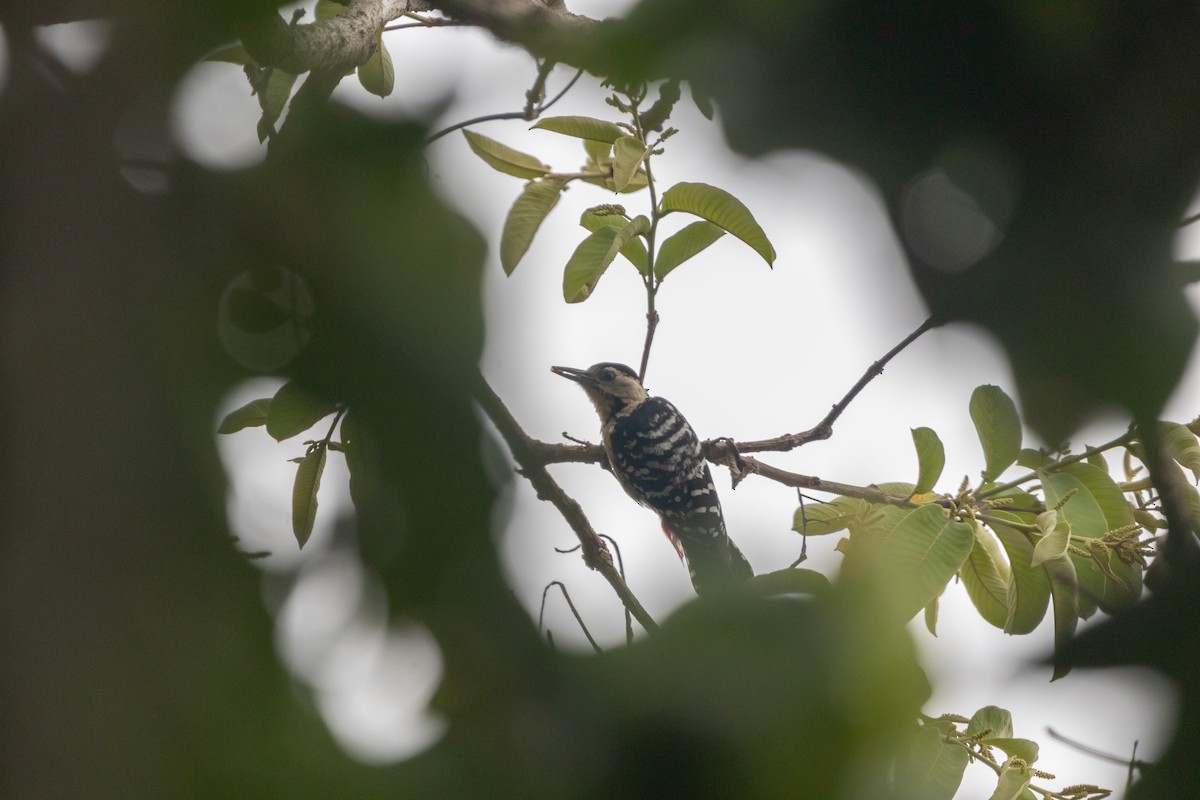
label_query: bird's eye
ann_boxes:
[600,369,615,382]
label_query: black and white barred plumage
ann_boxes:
[552,362,753,594]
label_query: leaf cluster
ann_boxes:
[795,385,1198,680]
[462,83,775,303]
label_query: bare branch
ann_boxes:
[704,442,918,508]
[539,581,602,653]
[736,315,944,454]
[474,374,659,634]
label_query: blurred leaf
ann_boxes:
[266,381,337,442]
[562,216,649,302]
[911,426,946,494]
[654,220,725,280]
[1162,420,1200,482]
[226,287,291,332]
[794,496,864,536]
[217,398,272,434]
[960,522,1011,629]
[463,129,550,179]
[660,181,776,265]
[206,43,251,64]
[971,385,1022,482]
[924,594,939,635]
[500,179,564,275]
[357,33,394,98]
[612,135,652,191]
[689,82,715,120]
[580,208,650,274]
[640,78,681,132]
[877,504,973,622]
[292,443,326,548]
[532,115,625,143]
[745,567,831,597]
[893,724,968,800]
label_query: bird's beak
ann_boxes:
[551,365,596,387]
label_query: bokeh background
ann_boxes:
[6,2,1199,796]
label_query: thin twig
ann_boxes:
[976,428,1136,501]
[736,315,943,454]
[598,534,634,645]
[474,374,659,634]
[424,65,584,144]
[1045,728,1149,771]
[539,581,602,653]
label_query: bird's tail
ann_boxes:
[662,516,753,594]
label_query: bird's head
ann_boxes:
[551,362,648,421]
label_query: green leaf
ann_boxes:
[579,209,650,275]
[1031,515,1071,567]
[911,427,946,495]
[988,512,1051,634]
[1040,469,1137,613]
[583,138,612,166]
[292,443,327,548]
[266,381,337,442]
[987,738,1040,764]
[463,130,550,179]
[745,568,831,597]
[924,594,940,636]
[794,496,864,536]
[893,725,969,800]
[357,33,394,98]
[1162,420,1200,482]
[988,759,1033,800]
[654,221,726,280]
[314,0,345,20]
[659,181,776,266]
[532,115,625,143]
[960,522,1011,629]
[970,385,1022,482]
[1045,555,1080,680]
[500,179,564,275]
[877,504,973,622]
[966,705,1014,739]
[562,216,649,303]
[217,398,272,434]
[1059,461,1137,529]
[1016,447,1048,469]
[612,136,653,192]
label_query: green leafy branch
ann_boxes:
[788,382,1200,679]
[898,705,1114,800]
[463,79,775,379]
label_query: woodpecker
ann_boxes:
[551,362,753,594]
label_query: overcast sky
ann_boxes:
[121,1,1200,793]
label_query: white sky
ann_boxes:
[43,0,1194,793]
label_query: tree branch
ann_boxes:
[703,442,918,508]
[736,315,944,454]
[474,375,659,634]
[241,0,423,75]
